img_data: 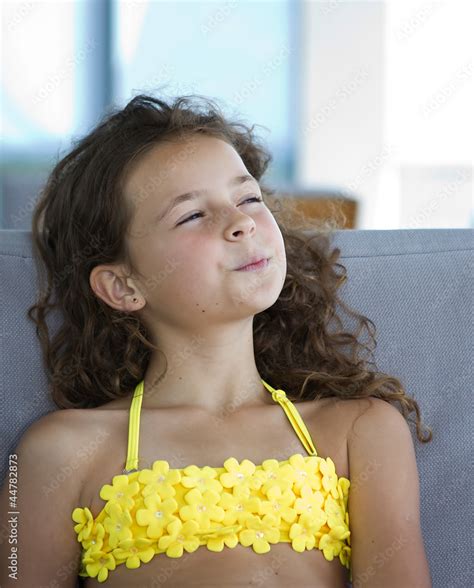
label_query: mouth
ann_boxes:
[234,257,271,272]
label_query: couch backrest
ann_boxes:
[0,227,472,587]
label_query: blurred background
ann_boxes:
[1,0,473,231]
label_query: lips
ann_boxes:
[235,255,269,271]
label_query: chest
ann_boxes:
[80,397,350,518]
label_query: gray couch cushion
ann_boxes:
[1,227,472,587]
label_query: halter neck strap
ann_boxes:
[123,377,318,473]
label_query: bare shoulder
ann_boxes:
[308,396,403,451]
[310,394,400,432]
[343,396,409,443]
[17,406,117,509]
[24,406,86,440]
[307,395,369,435]
[0,408,96,586]
[17,407,104,481]
[17,408,80,454]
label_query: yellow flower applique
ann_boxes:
[345,511,351,545]
[255,458,295,494]
[158,518,201,557]
[220,458,262,492]
[294,484,325,517]
[136,494,179,539]
[138,460,182,499]
[82,522,106,555]
[260,485,297,524]
[318,524,351,561]
[324,494,346,529]
[82,550,116,583]
[103,502,133,548]
[319,457,340,499]
[99,474,140,510]
[239,513,280,554]
[339,543,352,569]
[337,477,351,510]
[179,488,225,527]
[112,537,155,568]
[197,523,243,552]
[181,465,223,494]
[218,491,260,527]
[287,454,321,493]
[72,506,94,542]
[289,511,327,551]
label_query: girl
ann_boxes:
[0,94,432,587]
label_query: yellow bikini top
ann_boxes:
[72,379,352,583]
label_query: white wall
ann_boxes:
[297,0,473,230]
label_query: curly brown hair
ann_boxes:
[27,93,432,445]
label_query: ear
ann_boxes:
[89,264,145,312]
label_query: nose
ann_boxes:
[225,210,256,239]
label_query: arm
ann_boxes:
[0,410,84,587]
[347,398,432,588]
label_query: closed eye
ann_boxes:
[176,196,264,226]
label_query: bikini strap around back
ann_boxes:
[261,378,318,456]
[123,379,144,473]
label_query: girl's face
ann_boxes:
[123,134,287,335]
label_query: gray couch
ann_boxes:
[1,227,472,588]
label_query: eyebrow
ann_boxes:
[154,174,258,223]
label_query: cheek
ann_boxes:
[173,232,216,262]
[165,233,220,285]
[265,215,286,256]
